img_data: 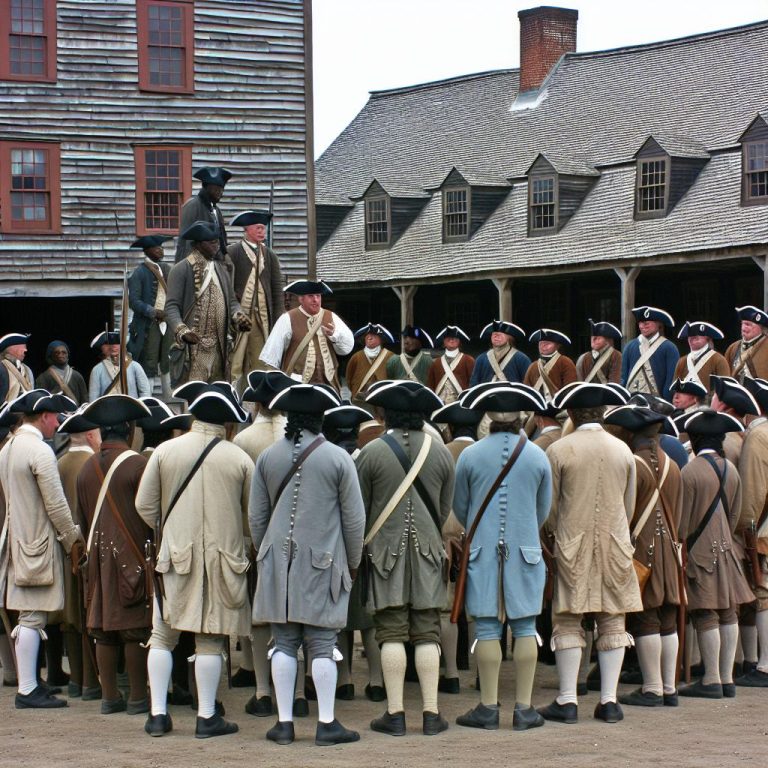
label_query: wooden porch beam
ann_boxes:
[614,266,641,342]
[492,277,513,321]
[392,285,417,349]
[751,256,768,309]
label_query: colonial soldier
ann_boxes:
[470,321,531,386]
[385,325,434,384]
[604,404,684,707]
[36,341,88,405]
[427,326,475,405]
[0,333,34,405]
[88,331,151,400]
[673,321,730,392]
[710,375,758,466]
[260,279,354,392]
[136,397,194,459]
[523,329,577,399]
[669,379,707,459]
[76,395,154,715]
[725,305,768,382]
[165,221,251,385]
[0,390,85,708]
[250,384,365,746]
[533,400,563,451]
[537,382,640,725]
[227,210,285,388]
[127,235,173,398]
[345,323,395,407]
[676,410,754,698]
[621,306,679,401]
[137,382,252,738]
[356,381,455,737]
[175,166,232,263]
[575,320,622,383]
[56,407,102,700]
[453,383,552,731]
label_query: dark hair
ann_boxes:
[489,418,522,434]
[384,409,424,431]
[142,429,173,450]
[285,412,323,443]
[100,422,131,442]
[452,424,477,440]
[690,433,725,457]
[570,406,605,428]
[325,427,358,454]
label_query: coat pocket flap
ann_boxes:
[18,534,49,557]
[169,542,193,575]
[468,545,482,562]
[556,531,584,563]
[520,546,542,565]
[311,548,333,569]
[218,548,250,574]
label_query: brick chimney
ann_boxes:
[518,6,578,93]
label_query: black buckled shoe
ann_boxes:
[192,698,225,716]
[81,685,102,701]
[195,713,239,739]
[537,700,577,724]
[101,696,127,715]
[266,720,295,745]
[370,710,406,736]
[365,683,386,702]
[335,683,355,700]
[15,684,67,709]
[722,683,736,698]
[144,712,173,737]
[438,676,460,694]
[315,718,361,746]
[679,680,723,699]
[230,668,256,688]
[68,682,82,698]
[593,701,624,723]
[618,688,663,707]
[456,702,499,730]
[513,703,545,731]
[293,697,309,717]
[245,694,274,716]
[127,697,150,715]
[734,668,768,687]
[663,691,679,707]
[422,711,449,735]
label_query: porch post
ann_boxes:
[614,266,641,343]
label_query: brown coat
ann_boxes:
[575,348,622,383]
[679,453,753,609]
[630,441,683,608]
[227,240,284,331]
[673,350,730,392]
[736,417,768,533]
[282,308,339,388]
[726,335,768,381]
[427,352,475,398]
[345,348,393,400]
[523,354,578,397]
[77,443,152,631]
[534,426,562,452]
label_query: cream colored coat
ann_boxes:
[546,425,643,615]
[136,421,253,636]
[233,413,286,462]
[0,425,83,612]
[737,417,768,534]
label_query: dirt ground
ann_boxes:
[1,648,764,768]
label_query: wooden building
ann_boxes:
[0,0,313,371]
[315,7,768,361]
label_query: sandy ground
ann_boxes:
[1,650,764,768]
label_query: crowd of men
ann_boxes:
[1,164,768,746]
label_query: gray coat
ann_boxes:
[226,240,285,331]
[174,190,227,263]
[249,433,365,628]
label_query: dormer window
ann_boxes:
[530,175,556,231]
[365,196,390,248]
[744,140,768,203]
[442,186,469,242]
[636,156,668,217]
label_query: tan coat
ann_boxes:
[135,421,253,636]
[673,350,730,392]
[546,426,643,615]
[534,426,562,452]
[576,348,622,383]
[736,417,768,533]
[0,425,82,612]
[726,336,768,381]
[345,348,393,401]
[233,414,286,462]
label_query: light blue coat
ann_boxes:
[453,432,551,621]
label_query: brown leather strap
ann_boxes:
[273,436,326,506]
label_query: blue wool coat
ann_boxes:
[620,336,680,401]
[453,432,551,621]
[127,261,171,360]
[469,348,532,386]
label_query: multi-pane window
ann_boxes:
[0,0,57,82]
[365,196,390,248]
[530,176,556,231]
[743,141,768,203]
[637,157,668,215]
[137,0,194,93]
[443,187,469,241]
[134,146,191,234]
[0,141,60,233]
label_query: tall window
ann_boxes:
[137,0,194,94]
[365,196,390,248]
[134,146,191,235]
[743,141,768,204]
[443,187,469,242]
[0,141,61,233]
[0,0,57,82]
[529,176,556,231]
[636,157,668,216]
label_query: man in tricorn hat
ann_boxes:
[166,220,251,385]
[88,331,151,400]
[726,305,768,382]
[260,279,353,392]
[523,329,578,399]
[227,210,285,388]
[576,320,622,384]
[0,333,34,405]
[346,323,395,407]
[36,341,88,406]
[128,235,174,397]
[427,326,475,405]
[674,321,729,393]
[621,306,679,401]
[0,390,85,709]
[175,167,232,262]
[386,326,433,384]
[249,383,365,746]
[470,321,530,386]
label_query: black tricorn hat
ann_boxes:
[242,370,295,405]
[669,378,708,399]
[90,331,120,349]
[130,235,172,250]
[0,332,30,352]
[435,325,471,344]
[174,380,238,404]
[628,392,676,416]
[604,403,670,432]
[57,406,99,434]
[534,399,561,419]
[194,166,232,186]
[710,375,759,416]
[430,401,483,426]
[323,401,371,431]
[553,382,628,410]
[479,320,525,341]
[353,323,396,345]
[230,209,272,227]
[10,389,77,415]
[588,319,622,341]
[82,395,152,426]
[677,321,724,340]
[742,377,768,414]
[676,408,744,437]
[0,403,20,428]
[632,306,675,327]
[529,328,571,346]
[189,391,248,424]
[401,325,433,348]
[736,305,768,326]
[269,383,341,414]
[365,380,442,414]
[460,382,545,414]
[180,220,220,242]
[284,279,332,296]
[159,413,195,431]
[136,397,175,432]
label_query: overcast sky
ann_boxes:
[312,0,767,157]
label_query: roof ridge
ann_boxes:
[369,68,516,98]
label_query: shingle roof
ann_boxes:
[316,19,768,283]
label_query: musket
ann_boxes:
[119,263,129,395]
[267,180,274,251]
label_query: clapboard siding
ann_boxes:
[0,0,310,289]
